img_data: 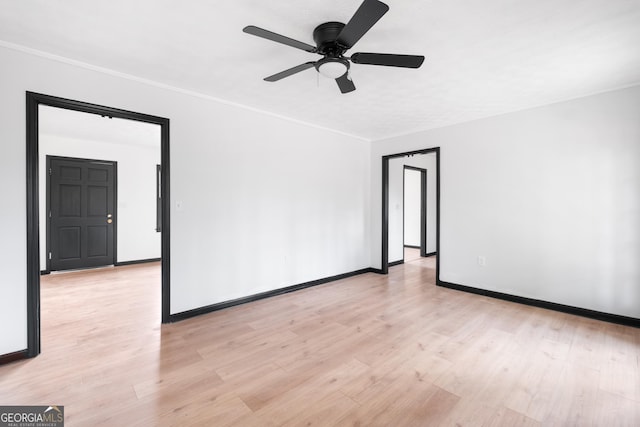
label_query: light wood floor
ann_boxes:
[404,247,423,263]
[1,255,639,426]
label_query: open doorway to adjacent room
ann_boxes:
[382,148,439,276]
[26,92,170,358]
[39,106,162,273]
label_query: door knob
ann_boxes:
[107,214,112,218]
[107,219,113,224]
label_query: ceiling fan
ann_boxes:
[243,0,425,94]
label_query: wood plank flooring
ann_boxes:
[1,253,639,426]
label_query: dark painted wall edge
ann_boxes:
[169,267,377,322]
[0,349,29,366]
[437,280,640,328]
[115,258,162,267]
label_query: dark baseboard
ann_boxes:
[388,260,404,267]
[404,245,420,249]
[40,270,50,275]
[169,267,377,322]
[424,252,437,257]
[115,257,161,267]
[437,280,640,328]
[369,268,384,274]
[0,349,29,366]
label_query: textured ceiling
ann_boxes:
[1,0,640,140]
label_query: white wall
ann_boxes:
[0,45,371,355]
[408,154,437,254]
[388,157,404,263]
[404,168,421,247]
[372,85,640,318]
[388,153,438,262]
[39,132,161,270]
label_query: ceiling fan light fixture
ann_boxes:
[315,57,349,79]
[244,0,424,94]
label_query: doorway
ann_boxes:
[47,156,117,271]
[382,147,440,277]
[26,92,171,358]
[403,165,427,258]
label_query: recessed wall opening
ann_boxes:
[403,165,428,257]
[26,92,171,358]
[40,105,163,273]
[382,147,440,277]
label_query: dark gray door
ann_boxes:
[48,156,116,271]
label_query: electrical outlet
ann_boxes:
[478,256,486,267]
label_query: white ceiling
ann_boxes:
[39,105,161,147]
[2,0,640,140]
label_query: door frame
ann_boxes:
[46,155,118,272]
[403,165,428,257]
[26,92,171,358]
[382,147,440,276]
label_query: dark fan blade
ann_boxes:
[336,0,389,49]
[351,52,425,68]
[243,26,317,53]
[264,62,317,82]
[336,73,356,93]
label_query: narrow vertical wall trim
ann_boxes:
[381,157,390,274]
[26,93,41,357]
[161,119,171,323]
[421,170,427,257]
[25,92,171,359]
[435,147,441,284]
[401,165,405,263]
[403,165,428,258]
[45,156,50,272]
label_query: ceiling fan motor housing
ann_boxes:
[313,22,348,56]
[243,0,424,93]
